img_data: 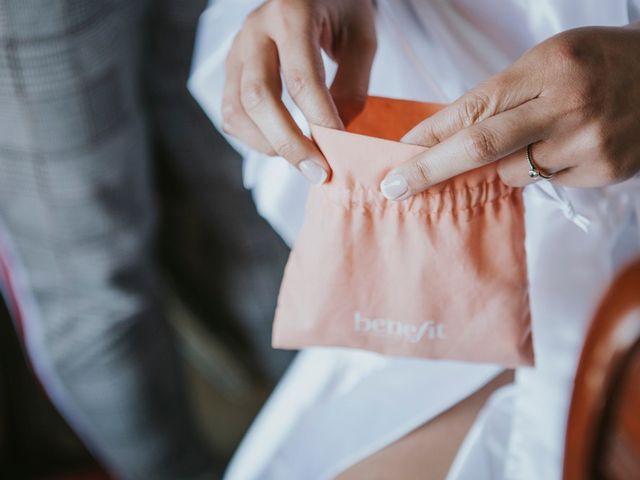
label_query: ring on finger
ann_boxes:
[526,143,554,180]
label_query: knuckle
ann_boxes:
[273,138,303,161]
[408,123,440,148]
[252,140,277,156]
[465,127,499,163]
[240,80,269,112]
[221,100,241,126]
[542,31,603,115]
[420,124,442,146]
[411,159,433,188]
[551,34,588,67]
[242,7,264,30]
[548,29,602,74]
[459,91,494,127]
[221,122,234,135]
[262,145,278,156]
[284,67,312,99]
[355,28,378,56]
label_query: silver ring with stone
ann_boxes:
[526,143,553,180]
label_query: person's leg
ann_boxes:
[337,370,514,480]
[0,1,213,478]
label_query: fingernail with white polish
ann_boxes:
[380,173,409,200]
[299,160,328,185]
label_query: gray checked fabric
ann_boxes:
[0,1,214,478]
[0,0,290,478]
[146,0,293,383]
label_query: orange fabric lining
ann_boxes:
[344,96,444,142]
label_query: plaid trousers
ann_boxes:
[0,0,290,478]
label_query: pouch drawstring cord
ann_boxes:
[533,182,591,233]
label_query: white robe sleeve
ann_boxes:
[630,0,640,21]
[188,0,262,157]
[189,0,316,246]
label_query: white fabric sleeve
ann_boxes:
[188,0,312,245]
[188,0,264,159]
[630,0,640,22]
[188,0,330,245]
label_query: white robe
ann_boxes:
[188,1,640,478]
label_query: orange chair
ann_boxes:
[564,259,640,479]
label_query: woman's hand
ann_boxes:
[380,25,640,200]
[222,0,377,184]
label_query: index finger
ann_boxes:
[401,64,543,148]
[380,99,551,200]
[276,22,343,130]
[240,39,331,184]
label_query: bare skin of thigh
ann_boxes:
[337,370,515,480]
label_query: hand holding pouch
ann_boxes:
[273,96,533,367]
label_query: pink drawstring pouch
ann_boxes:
[273,96,533,367]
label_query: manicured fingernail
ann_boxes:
[299,160,328,185]
[380,173,409,200]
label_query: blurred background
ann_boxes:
[0,0,294,477]
[2,2,639,479]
